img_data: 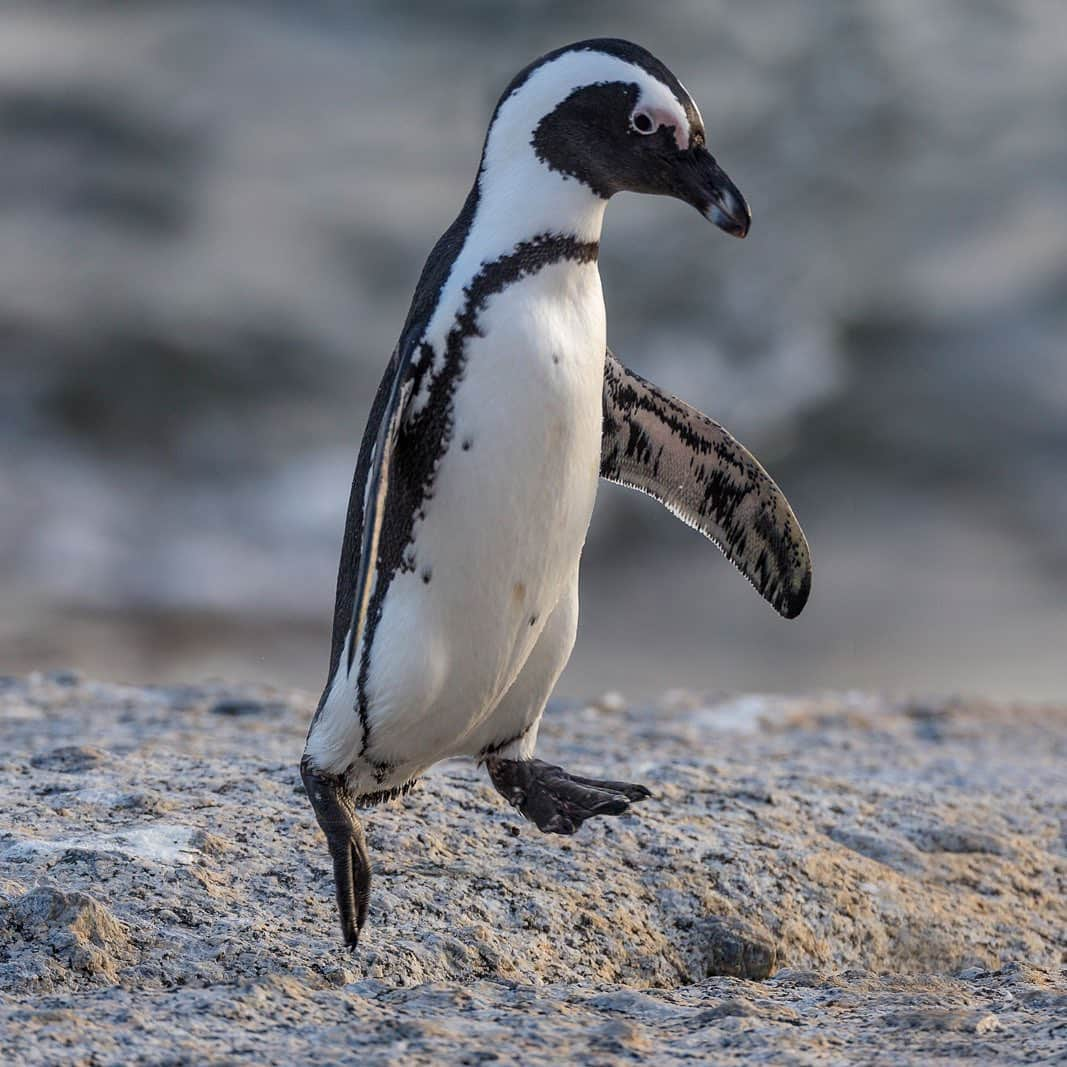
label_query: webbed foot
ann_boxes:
[486,757,651,835]
[300,756,371,948]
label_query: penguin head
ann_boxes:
[484,39,750,238]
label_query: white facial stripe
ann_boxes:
[486,50,690,172]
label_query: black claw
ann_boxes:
[588,795,630,817]
[351,836,371,936]
[301,756,371,948]
[486,757,651,835]
[568,775,652,802]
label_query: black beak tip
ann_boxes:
[706,199,751,239]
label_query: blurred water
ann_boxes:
[1,1,1065,700]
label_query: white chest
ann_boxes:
[454,258,606,482]
[362,259,605,758]
[420,258,605,631]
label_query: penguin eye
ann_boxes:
[630,111,656,135]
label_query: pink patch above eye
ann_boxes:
[637,104,690,150]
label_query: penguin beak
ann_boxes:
[683,147,751,239]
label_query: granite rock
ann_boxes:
[0,675,1064,1064]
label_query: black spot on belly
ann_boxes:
[461,438,472,451]
[422,568,433,584]
[529,614,538,626]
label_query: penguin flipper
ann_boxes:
[600,348,812,619]
[302,343,416,949]
[345,353,415,674]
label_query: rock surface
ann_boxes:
[0,674,1064,1064]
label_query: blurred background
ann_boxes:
[1,1,1065,703]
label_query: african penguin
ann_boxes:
[301,38,812,948]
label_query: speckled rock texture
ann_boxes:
[1,674,1064,1064]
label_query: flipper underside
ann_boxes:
[601,349,812,618]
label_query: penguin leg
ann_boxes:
[300,757,371,948]
[485,757,650,835]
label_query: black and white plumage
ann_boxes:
[301,38,812,947]
[601,351,810,619]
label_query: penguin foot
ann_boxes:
[486,757,651,835]
[300,757,371,949]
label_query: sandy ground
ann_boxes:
[0,673,1064,1064]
